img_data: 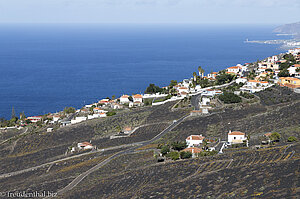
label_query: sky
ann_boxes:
[0,0,299,24]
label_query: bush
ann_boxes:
[64,107,76,114]
[270,132,281,141]
[180,151,192,159]
[166,151,180,160]
[240,92,254,99]
[161,145,170,156]
[218,92,242,103]
[287,136,297,142]
[106,112,116,116]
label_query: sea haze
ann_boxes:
[0,24,284,119]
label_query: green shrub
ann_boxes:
[218,92,242,103]
[106,112,116,117]
[180,151,192,159]
[161,145,170,156]
[287,136,297,142]
[167,151,180,160]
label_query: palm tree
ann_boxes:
[198,66,205,78]
[193,72,197,81]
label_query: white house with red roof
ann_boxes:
[132,94,143,103]
[27,116,42,123]
[207,72,218,79]
[186,135,205,147]
[226,66,241,74]
[177,86,189,94]
[228,131,246,143]
[77,142,94,150]
[120,95,130,104]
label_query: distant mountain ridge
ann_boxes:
[274,22,300,38]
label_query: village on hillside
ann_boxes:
[1,48,299,159]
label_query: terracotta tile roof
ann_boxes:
[228,131,245,136]
[79,142,92,147]
[186,135,205,140]
[123,127,132,131]
[264,133,272,137]
[133,94,143,98]
[183,147,202,153]
[121,95,129,98]
[294,64,300,67]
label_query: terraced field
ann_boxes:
[60,144,299,199]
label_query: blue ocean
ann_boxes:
[0,24,287,119]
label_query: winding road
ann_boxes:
[56,114,190,196]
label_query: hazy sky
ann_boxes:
[0,0,299,24]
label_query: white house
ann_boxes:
[288,64,300,76]
[226,66,241,74]
[186,135,205,147]
[202,89,222,97]
[201,97,210,106]
[236,77,247,84]
[267,55,279,63]
[71,117,87,124]
[228,131,246,143]
[207,72,218,79]
[47,128,53,132]
[27,116,42,123]
[77,142,94,150]
[93,107,106,113]
[178,86,189,93]
[132,94,143,103]
[120,95,130,104]
[53,115,61,122]
[180,91,188,98]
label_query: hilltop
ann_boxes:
[274,21,300,38]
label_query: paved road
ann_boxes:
[0,127,28,145]
[56,114,190,196]
[0,142,142,180]
[190,81,236,110]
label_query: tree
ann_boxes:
[11,106,16,120]
[64,107,76,114]
[161,145,170,156]
[145,84,163,94]
[278,69,289,77]
[171,141,187,151]
[180,151,192,159]
[287,136,297,142]
[20,111,26,120]
[198,66,205,78]
[216,73,235,85]
[193,72,197,81]
[112,95,116,100]
[169,80,177,88]
[270,132,281,141]
[218,92,242,104]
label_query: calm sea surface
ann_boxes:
[0,24,287,119]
